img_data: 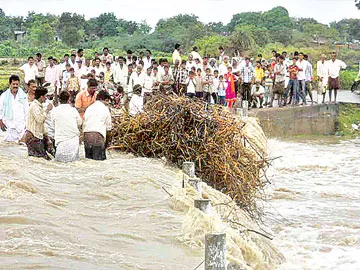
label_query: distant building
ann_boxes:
[14,31,26,42]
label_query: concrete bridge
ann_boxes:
[249,91,360,137]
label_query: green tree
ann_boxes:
[59,12,85,47]
[262,6,293,44]
[303,22,340,44]
[229,27,255,53]
[227,12,262,32]
[234,24,270,47]
[153,14,205,52]
[356,0,360,9]
[195,35,228,57]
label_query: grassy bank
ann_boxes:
[337,103,360,136]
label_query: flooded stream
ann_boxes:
[266,138,360,270]
[0,134,359,269]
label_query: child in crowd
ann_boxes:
[203,68,214,103]
[104,62,113,83]
[264,65,274,106]
[186,71,197,99]
[66,68,80,106]
[61,64,71,90]
[129,84,143,116]
[212,70,220,104]
[217,75,227,106]
[112,85,124,109]
[195,68,203,98]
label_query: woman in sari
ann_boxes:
[224,66,237,109]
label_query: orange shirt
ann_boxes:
[75,90,97,119]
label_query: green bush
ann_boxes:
[340,70,358,89]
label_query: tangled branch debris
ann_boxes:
[109,94,268,217]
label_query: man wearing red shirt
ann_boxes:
[284,58,299,106]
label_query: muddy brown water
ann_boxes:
[0,134,359,269]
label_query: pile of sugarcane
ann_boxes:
[109,94,268,216]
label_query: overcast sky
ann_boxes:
[1,0,359,28]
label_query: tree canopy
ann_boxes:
[0,6,359,58]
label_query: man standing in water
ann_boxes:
[327,52,347,103]
[83,90,112,161]
[52,91,82,162]
[25,87,53,159]
[0,75,28,142]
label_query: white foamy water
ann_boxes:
[266,138,360,270]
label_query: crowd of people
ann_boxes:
[0,44,349,163]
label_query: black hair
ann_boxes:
[175,43,180,50]
[127,50,132,54]
[218,46,224,50]
[28,56,34,61]
[77,49,83,54]
[36,53,42,57]
[71,54,76,57]
[9,75,20,84]
[189,71,195,75]
[87,78,98,87]
[34,87,48,100]
[258,54,262,57]
[27,79,36,86]
[59,91,70,104]
[103,47,109,51]
[279,55,285,60]
[48,56,53,60]
[116,85,124,94]
[96,90,111,101]
[64,54,69,57]
[146,49,151,54]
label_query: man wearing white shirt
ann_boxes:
[101,47,113,64]
[112,56,128,87]
[218,56,231,76]
[0,75,28,142]
[191,46,202,63]
[45,57,59,91]
[296,53,307,105]
[172,44,182,64]
[83,90,112,161]
[35,53,46,86]
[317,54,328,103]
[186,54,196,72]
[75,60,88,91]
[128,65,146,97]
[327,52,347,103]
[142,50,152,70]
[19,56,38,86]
[52,91,82,162]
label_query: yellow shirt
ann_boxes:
[255,67,264,82]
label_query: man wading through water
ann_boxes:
[83,90,112,161]
[25,87,53,159]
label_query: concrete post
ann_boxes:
[242,100,248,117]
[235,108,243,118]
[182,162,195,178]
[188,177,202,195]
[194,199,211,213]
[205,233,227,270]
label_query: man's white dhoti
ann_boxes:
[55,136,80,163]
